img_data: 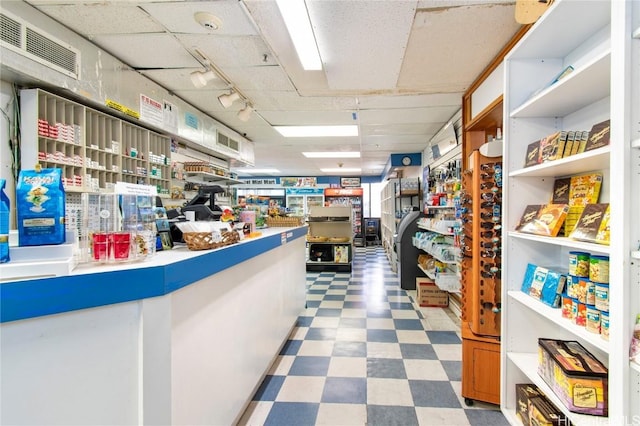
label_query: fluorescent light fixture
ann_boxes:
[234,168,280,174]
[320,168,361,173]
[274,125,358,137]
[275,0,322,70]
[302,151,360,158]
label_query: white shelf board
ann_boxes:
[418,264,437,280]
[417,223,455,236]
[507,352,610,426]
[508,291,609,353]
[631,361,640,374]
[633,26,640,39]
[501,408,520,426]
[632,138,640,149]
[184,171,244,185]
[425,205,456,210]
[507,1,610,60]
[509,146,610,178]
[510,51,611,119]
[632,251,640,260]
[507,232,611,255]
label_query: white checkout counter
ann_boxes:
[0,226,308,425]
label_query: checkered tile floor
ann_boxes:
[238,246,507,426]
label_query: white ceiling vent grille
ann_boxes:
[0,11,80,79]
[0,13,21,48]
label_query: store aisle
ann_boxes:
[238,246,508,426]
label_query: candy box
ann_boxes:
[537,338,608,416]
[17,167,66,246]
[515,383,543,425]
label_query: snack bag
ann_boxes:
[17,167,66,246]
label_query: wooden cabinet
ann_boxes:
[461,322,500,406]
[501,1,639,423]
[306,206,353,272]
[21,89,171,196]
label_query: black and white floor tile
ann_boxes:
[238,246,508,426]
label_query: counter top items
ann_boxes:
[17,166,66,246]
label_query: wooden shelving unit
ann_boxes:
[306,206,353,272]
[21,88,171,196]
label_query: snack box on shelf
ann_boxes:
[521,264,567,308]
[537,338,608,417]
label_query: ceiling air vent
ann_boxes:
[0,10,80,79]
[217,133,239,153]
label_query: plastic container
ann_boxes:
[586,306,601,334]
[589,255,610,283]
[594,283,609,312]
[0,179,9,263]
[568,251,590,277]
[601,312,609,340]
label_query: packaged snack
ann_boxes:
[538,338,608,416]
[568,251,589,277]
[17,167,66,246]
[0,178,9,262]
[521,263,567,307]
[569,204,610,244]
[594,283,609,312]
[589,255,610,283]
[520,204,569,237]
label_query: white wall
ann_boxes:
[0,80,17,226]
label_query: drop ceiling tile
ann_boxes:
[141,69,229,92]
[91,34,199,69]
[399,3,521,90]
[176,34,272,67]
[141,1,258,35]
[307,1,417,90]
[32,3,164,35]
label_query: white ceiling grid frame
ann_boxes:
[307,0,418,91]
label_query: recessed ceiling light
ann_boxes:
[320,168,361,173]
[302,152,360,158]
[274,125,358,137]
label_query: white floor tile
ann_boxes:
[340,308,367,318]
[327,357,367,378]
[366,342,402,359]
[367,378,414,406]
[315,403,367,425]
[396,330,430,344]
[236,401,274,426]
[267,355,295,376]
[276,376,326,402]
[310,317,341,328]
[432,344,463,361]
[297,340,335,357]
[366,318,396,330]
[335,328,367,342]
[415,407,471,425]
[391,309,421,319]
[403,359,449,381]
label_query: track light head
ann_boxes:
[190,70,217,88]
[218,91,241,108]
[237,104,254,122]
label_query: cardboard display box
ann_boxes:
[417,278,449,307]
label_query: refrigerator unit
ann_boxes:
[285,187,324,217]
[324,188,364,246]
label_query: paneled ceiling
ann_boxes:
[24,0,523,177]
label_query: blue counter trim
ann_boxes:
[1,227,307,323]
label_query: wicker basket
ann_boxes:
[182,231,240,251]
[266,216,303,227]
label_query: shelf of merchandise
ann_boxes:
[20,88,172,196]
[306,206,353,272]
[501,0,638,423]
[506,352,610,426]
[381,178,399,271]
[183,171,244,186]
[417,222,455,236]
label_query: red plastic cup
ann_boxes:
[112,232,130,260]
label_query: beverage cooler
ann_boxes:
[324,187,364,246]
[285,187,324,217]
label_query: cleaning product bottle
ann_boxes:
[0,178,10,263]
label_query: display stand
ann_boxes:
[306,206,353,272]
[459,25,530,407]
[501,1,639,423]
